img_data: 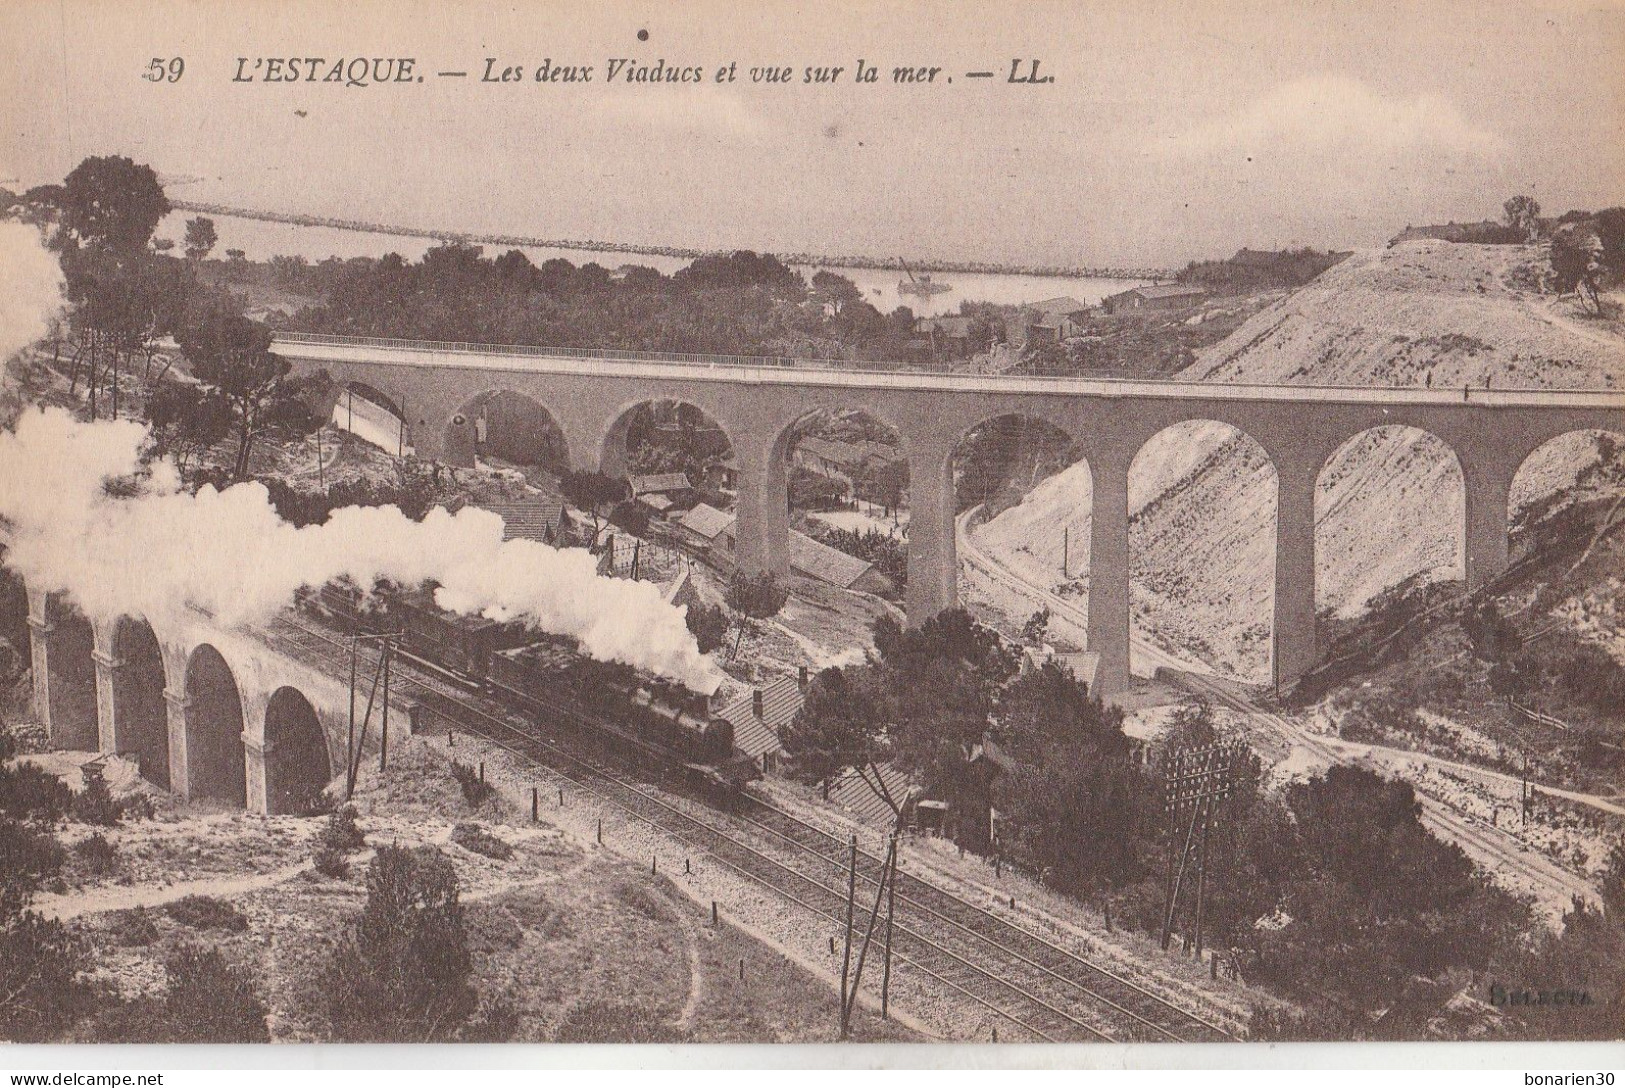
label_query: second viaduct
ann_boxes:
[274,333,1623,697]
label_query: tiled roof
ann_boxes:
[1026,295,1086,314]
[478,500,567,544]
[826,762,913,830]
[789,532,875,589]
[630,472,692,496]
[716,674,804,759]
[679,502,735,540]
[1126,283,1207,300]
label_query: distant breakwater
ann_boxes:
[170,200,1174,281]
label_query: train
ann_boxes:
[300,580,760,792]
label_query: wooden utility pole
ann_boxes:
[842,834,897,1034]
[377,638,391,772]
[1160,742,1242,952]
[881,834,899,1020]
[839,834,857,1039]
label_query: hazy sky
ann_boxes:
[3,0,1622,266]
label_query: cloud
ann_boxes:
[1152,75,1507,167]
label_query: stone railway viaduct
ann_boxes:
[275,333,1622,692]
[26,592,409,816]
[22,331,1621,814]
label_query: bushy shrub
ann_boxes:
[684,603,730,655]
[313,843,350,879]
[321,845,500,1042]
[451,822,513,861]
[0,909,90,1041]
[0,762,73,824]
[318,804,367,853]
[70,774,122,827]
[159,944,270,1043]
[0,816,66,918]
[164,894,248,933]
[72,832,118,876]
[107,906,160,947]
[450,761,494,807]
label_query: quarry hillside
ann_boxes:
[975,241,1625,681]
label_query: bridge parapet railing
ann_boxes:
[270,331,1625,403]
[273,331,857,373]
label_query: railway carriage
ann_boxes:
[299,578,758,791]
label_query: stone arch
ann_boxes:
[332,381,408,456]
[777,406,910,527]
[262,686,334,815]
[443,389,570,472]
[31,592,99,750]
[182,643,247,807]
[600,398,737,496]
[108,616,171,788]
[1508,429,1625,559]
[950,412,1088,630]
[1315,425,1467,616]
[1129,420,1278,684]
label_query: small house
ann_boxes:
[1101,283,1208,315]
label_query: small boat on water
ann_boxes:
[898,257,952,297]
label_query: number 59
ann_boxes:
[144,57,184,83]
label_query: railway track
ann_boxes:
[260,611,1239,1044]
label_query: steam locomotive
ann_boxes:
[301,580,759,791]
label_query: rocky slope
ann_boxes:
[974,241,1625,681]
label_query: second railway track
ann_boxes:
[261,610,1240,1044]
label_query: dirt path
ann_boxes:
[34,859,316,922]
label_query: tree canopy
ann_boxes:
[59,156,170,253]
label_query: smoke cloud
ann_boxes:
[0,226,721,692]
[0,408,723,691]
[0,222,66,363]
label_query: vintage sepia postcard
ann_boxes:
[0,0,1622,1070]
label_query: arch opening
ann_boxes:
[263,687,333,815]
[182,644,246,807]
[110,616,169,788]
[1130,421,1277,684]
[332,381,409,456]
[602,399,737,513]
[1509,429,1625,561]
[950,414,1086,644]
[1316,426,1466,619]
[42,595,99,750]
[775,408,909,602]
[444,389,569,476]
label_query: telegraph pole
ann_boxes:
[1160,742,1242,953]
[839,834,857,1038]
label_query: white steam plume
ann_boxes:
[0,408,723,691]
[0,222,66,363]
[0,225,720,692]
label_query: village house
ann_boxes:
[1014,296,1090,344]
[912,314,978,358]
[671,502,895,596]
[628,471,693,515]
[715,669,809,773]
[1100,282,1208,315]
[475,499,570,546]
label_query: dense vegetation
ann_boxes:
[781,610,1621,1038]
[257,243,929,365]
[1175,247,1351,293]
